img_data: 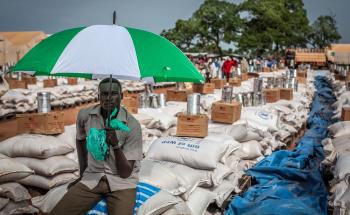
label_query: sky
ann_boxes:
[0,0,349,43]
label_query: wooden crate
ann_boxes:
[263,67,271,72]
[122,96,139,114]
[167,89,190,102]
[24,77,37,85]
[43,79,58,88]
[192,83,215,94]
[17,111,65,135]
[211,101,241,124]
[67,78,78,85]
[297,76,307,84]
[341,107,350,121]
[279,88,293,100]
[211,78,226,89]
[176,113,208,138]
[263,89,280,103]
[7,79,28,89]
[241,73,249,81]
[229,78,241,87]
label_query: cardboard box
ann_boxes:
[24,77,37,85]
[176,113,208,137]
[7,79,27,89]
[263,88,280,103]
[167,89,189,102]
[229,78,241,87]
[124,106,138,114]
[122,96,139,114]
[211,101,241,124]
[297,70,307,78]
[279,88,293,100]
[263,67,271,72]
[297,76,307,84]
[17,111,65,135]
[67,78,78,85]
[241,73,248,81]
[43,79,58,88]
[341,107,350,121]
[192,83,215,94]
[211,79,226,89]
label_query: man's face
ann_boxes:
[99,82,121,111]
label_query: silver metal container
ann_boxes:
[242,92,253,107]
[187,93,201,115]
[37,92,51,113]
[222,86,233,103]
[149,94,159,108]
[253,93,266,106]
[158,93,166,108]
[233,93,243,105]
[138,93,148,108]
[236,66,242,76]
[253,78,263,93]
[275,77,285,88]
[266,77,275,89]
[144,83,154,94]
[16,73,22,81]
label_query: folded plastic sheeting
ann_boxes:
[225,75,335,215]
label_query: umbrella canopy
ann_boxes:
[12,25,204,83]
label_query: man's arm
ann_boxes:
[113,148,134,178]
[76,139,88,177]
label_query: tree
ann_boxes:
[236,0,310,57]
[161,0,242,55]
[308,15,342,48]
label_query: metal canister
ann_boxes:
[149,94,159,108]
[236,66,242,76]
[266,77,275,89]
[158,93,166,108]
[275,77,285,88]
[16,73,22,81]
[346,82,350,91]
[144,83,153,94]
[242,93,251,107]
[187,93,200,115]
[37,92,51,113]
[253,78,263,93]
[233,93,243,105]
[138,93,148,108]
[222,86,233,103]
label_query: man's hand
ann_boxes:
[105,128,119,147]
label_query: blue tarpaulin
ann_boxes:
[225,75,336,215]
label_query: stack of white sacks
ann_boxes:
[322,80,350,215]
[0,78,174,117]
[0,70,315,214]
[0,131,78,214]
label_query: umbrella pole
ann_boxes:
[107,74,112,128]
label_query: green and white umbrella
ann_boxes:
[12,25,204,83]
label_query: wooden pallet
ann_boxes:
[0,113,16,122]
[52,103,76,111]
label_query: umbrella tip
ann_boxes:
[113,11,117,25]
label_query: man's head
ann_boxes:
[98,78,123,111]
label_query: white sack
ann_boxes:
[31,183,69,214]
[233,140,263,160]
[146,136,231,170]
[333,152,350,181]
[12,156,78,176]
[186,187,216,215]
[328,121,350,138]
[209,123,248,142]
[0,183,31,202]
[56,125,76,149]
[0,200,38,215]
[0,198,9,211]
[241,108,279,132]
[18,173,77,190]
[139,159,210,196]
[0,134,73,158]
[136,190,183,215]
[0,158,33,183]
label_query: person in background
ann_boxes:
[50,78,142,215]
[222,57,234,82]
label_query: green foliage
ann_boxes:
[237,0,310,57]
[161,0,242,55]
[308,15,342,48]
